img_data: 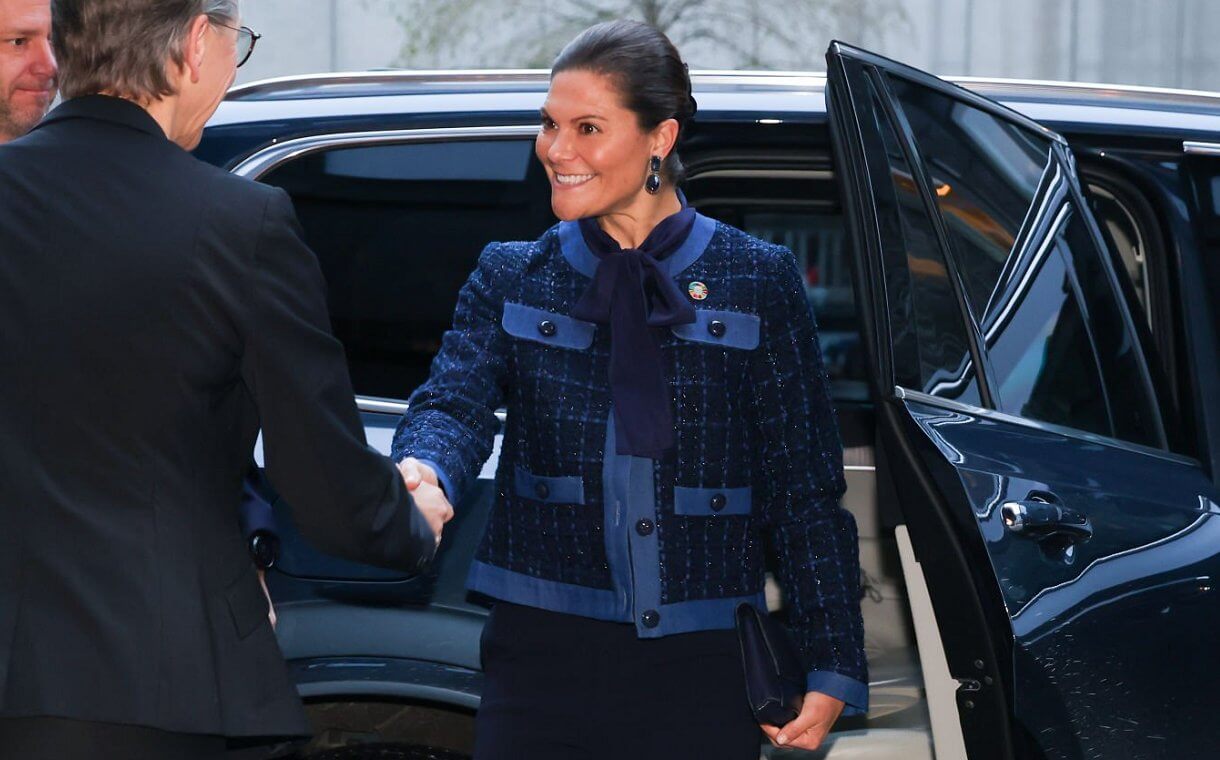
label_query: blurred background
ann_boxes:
[235,0,1220,90]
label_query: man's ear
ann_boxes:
[182,14,211,84]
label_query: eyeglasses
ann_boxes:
[212,21,261,68]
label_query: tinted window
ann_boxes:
[260,138,555,399]
[982,210,1110,437]
[862,77,981,403]
[1058,212,1165,447]
[887,75,1053,324]
[1085,181,1152,329]
[739,212,865,401]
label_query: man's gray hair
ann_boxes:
[52,0,239,101]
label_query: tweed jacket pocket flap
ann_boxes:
[674,485,752,516]
[671,309,760,350]
[514,465,586,505]
[502,302,595,350]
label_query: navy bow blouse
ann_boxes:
[572,197,697,457]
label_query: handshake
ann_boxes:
[258,457,453,632]
[397,457,456,546]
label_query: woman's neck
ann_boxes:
[596,189,683,249]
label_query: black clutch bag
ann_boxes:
[735,602,806,726]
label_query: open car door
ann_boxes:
[826,42,1220,759]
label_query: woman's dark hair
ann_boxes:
[551,20,698,186]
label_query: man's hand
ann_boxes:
[397,458,453,544]
[257,569,276,630]
[398,457,439,490]
[760,691,845,752]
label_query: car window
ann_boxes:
[736,211,867,402]
[1057,210,1166,448]
[885,75,1054,325]
[259,138,556,400]
[1086,182,1152,328]
[883,76,1167,448]
[981,209,1111,437]
[862,76,982,404]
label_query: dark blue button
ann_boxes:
[710,493,727,512]
[641,610,660,628]
[535,482,550,500]
[708,320,726,338]
[636,519,654,536]
[538,320,557,337]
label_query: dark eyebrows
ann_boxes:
[538,106,606,123]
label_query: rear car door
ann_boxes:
[826,42,1220,759]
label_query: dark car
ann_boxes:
[196,43,1220,760]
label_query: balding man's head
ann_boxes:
[0,0,56,142]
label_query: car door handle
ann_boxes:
[1001,496,1093,544]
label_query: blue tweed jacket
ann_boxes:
[391,213,868,713]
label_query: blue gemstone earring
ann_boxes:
[645,155,662,194]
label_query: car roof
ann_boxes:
[209,69,1220,140]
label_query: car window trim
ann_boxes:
[872,65,997,408]
[894,385,1199,468]
[978,201,1070,349]
[229,124,542,181]
[357,395,508,426]
[1183,141,1220,156]
[833,43,1067,151]
[978,156,1069,327]
[1050,208,1121,438]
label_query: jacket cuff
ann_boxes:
[413,458,457,503]
[806,670,869,717]
[239,479,278,539]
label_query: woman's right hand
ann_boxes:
[397,458,454,544]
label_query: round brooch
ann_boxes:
[687,281,709,301]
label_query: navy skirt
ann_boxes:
[474,602,762,760]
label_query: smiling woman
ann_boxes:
[392,18,868,760]
[535,21,695,230]
[0,0,56,142]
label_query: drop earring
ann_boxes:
[645,155,662,194]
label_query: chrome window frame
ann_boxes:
[894,385,1198,467]
[229,124,542,181]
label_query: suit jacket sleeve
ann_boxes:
[749,245,869,715]
[391,242,521,502]
[237,187,435,573]
[238,469,277,538]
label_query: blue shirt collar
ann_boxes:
[559,211,716,279]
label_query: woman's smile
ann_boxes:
[553,171,597,187]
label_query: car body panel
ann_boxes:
[824,40,1220,758]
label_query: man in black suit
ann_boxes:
[0,1,453,757]
[0,0,284,633]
